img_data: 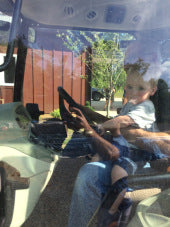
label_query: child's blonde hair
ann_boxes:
[125,58,158,87]
[124,40,162,84]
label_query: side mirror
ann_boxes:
[0,21,10,31]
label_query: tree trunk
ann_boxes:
[106,96,111,117]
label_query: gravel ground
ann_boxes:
[22,157,88,227]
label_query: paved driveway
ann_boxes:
[92,98,123,117]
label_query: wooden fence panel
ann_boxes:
[23,49,90,113]
[0,46,90,111]
[63,51,72,95]
[33,49,44,112]
[0,86,13,103]
[72,54,82,104]
[23,48,33,104]
[62,51,73,110]
[53,50,63,109]
[43,49,53,113]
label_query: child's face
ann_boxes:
[125,72,156,105]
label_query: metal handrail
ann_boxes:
[0,0,22,72]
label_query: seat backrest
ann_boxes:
[26,103,41,121]
[26,103,40,114]
[150,78,170,131]
[150,78,170,171]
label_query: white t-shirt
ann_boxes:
[119,99,159,132]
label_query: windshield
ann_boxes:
[0,0,169,226]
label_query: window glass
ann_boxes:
[0,1,169,227]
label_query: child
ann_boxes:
[91,41,162,222]
[68,58,161,225]
[60,40,162,226]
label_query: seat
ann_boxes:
[30,119,67,151]
[127,188,170,227]
[26,103,44,121]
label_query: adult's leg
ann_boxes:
[68,161,113,227]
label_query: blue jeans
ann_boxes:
[68,161,113,227]
[68,136,166,226]
[68,159,130,227]
[68,136,130,226]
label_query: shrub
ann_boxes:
[50,108,61,119]
[85,101,94,111]
[51,101,93,119]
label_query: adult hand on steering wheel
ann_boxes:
[69,107,92,132]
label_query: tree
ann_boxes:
[92,37,126,116]
[56,29,133,116]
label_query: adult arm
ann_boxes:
[101,115,135,136]
[121,127,170,157]
[70,107,119,161]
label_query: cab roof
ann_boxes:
[1,0,170,32]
